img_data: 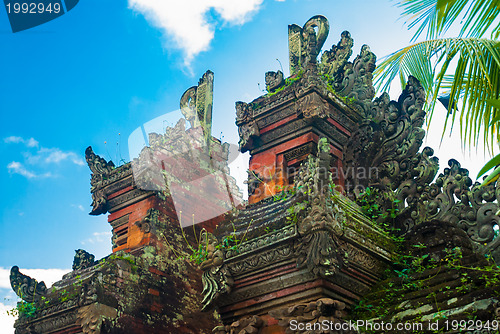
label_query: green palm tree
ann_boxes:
[375,0,500,183]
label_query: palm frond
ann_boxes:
[399,0,500,40]
[374,37,500,150]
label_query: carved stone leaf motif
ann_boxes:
[288,15,329,75]
[85,146,115,216]
[72,249,96,271]
[200,232,233,310]
[297,93,329,119]
[10,266,47,303]
[269,298,354,334]
[76,303,118,334]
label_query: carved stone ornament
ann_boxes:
[213,315,265,334]
[72,249,96,271]
[200,232,233,310]
[343,75,500,262]
[297,92,329,118]
[76,303,118,334]
[134,208,160,233]
[235,101,260,153]
[265,70,285,92]
[85,146,115,215]
[293,141,346,277]
[320,31,353,79]
[180,70,214,143]
[269,298,355,334]
[288,15,329,75]
[10,266,47,303]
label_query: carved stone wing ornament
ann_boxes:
[288,15,329,75]
[10,266,47,303]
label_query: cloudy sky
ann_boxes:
[0,0,494,332]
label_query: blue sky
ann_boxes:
[0,0,494,331]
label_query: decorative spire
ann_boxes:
[288,15,329,75]
[180,70,214,146]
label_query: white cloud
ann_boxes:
[7,162,52,179]
[0,302,15,334]
[81,232,112,245]
[128,0,262,65]
[24,148,85,166]
[4,136,38,148]
[71,204,85,211]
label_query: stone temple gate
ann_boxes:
[9,15,500,334]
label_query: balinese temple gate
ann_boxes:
[9,15,500,334]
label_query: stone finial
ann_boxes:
[72,249,96,271]
[10,266,47,303]
[85,146,114,215]
[180,70,214,145]
[288,15,329,75]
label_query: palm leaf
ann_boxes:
[399,0,500,40]
[374,37,500,150]
[477,152,500,177]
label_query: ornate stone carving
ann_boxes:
[134,208,160,233]
[200,232,233,310]
[293,141,346,277]
[265,71,285,92]
[269,298,354,333]
[213,315,265,334]
[180,70,214,143]
[85,146,115,215]
[10,266,47,302]
[320,31,353,79]
[76,303,118,334]
[344,75,428,194]
[288,15,329,75]
[343,75,500,262]
[297,92,329,118]
[73,249,96,271]
[236,101,260,153]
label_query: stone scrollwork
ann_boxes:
[85,146,115,215]
[269,298,354,334]
[200,232,233,310]
[320,31,353,79]
[288,15,329,75]
[343,74,500,262]
[10,266,47,303]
